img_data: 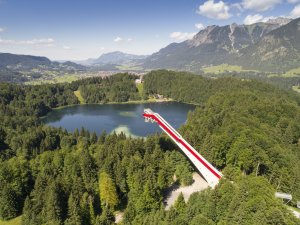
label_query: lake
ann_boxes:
[42,102,195,137]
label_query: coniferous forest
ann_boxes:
[1,71,300,224]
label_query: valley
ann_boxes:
[2,1,300,224]
[2,17,300,87]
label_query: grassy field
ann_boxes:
[74,90,85,104]
[116,64,143,71]
[136,83,144,98]
[292,86,300,93]
[268,67,300,78]
[202,64,256,74]
[25,74,80,85]
[282,67,300,77]
[0,216,21,225]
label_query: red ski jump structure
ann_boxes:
[143,108,222,188]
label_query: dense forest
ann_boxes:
[201,71,300,91]
[1,71,300,224]
[77,73,140,103]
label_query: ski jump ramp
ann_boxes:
[143,108,222,188]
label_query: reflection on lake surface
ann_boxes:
[42,102,195,137]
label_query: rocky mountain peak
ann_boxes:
[188,25,217,47]
[230,23,239,29]
[143,17,300,72]
[265,17,292,26]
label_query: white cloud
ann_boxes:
[0,27,5,32]
[170,32,196,41]
[197,0,232,20]
[195,23,205,30]
[243,14,264,24]
[20,38,54,45]
[287,0,300,3]
[232,3,243,12]
[290,4,300,18]
[63,45,71,50]
[113,37,133,43]
[0,38,55,45]
[242,0,282,12]
[0,38,13,44]
[113,37,123,42]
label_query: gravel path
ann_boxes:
[115,211,124,224]
[290,209,300,219]
[164,173,209,210]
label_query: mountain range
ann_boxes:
[77,17,300,73]
[0,53,86,71]
[238,17,300,72]
[0,53,86,82]
[78,51,148,66]
[143,17,299,72]
[1,16,300,82]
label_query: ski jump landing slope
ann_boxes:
[143,108,222,188]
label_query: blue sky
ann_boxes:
[0,0,300,60]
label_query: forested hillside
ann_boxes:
[1,71,300,224]
[145,70,300,198]
[77,73,140,103]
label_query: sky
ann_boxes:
[0,0,300,60]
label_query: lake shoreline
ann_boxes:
[52,98,173,109]
[40,99,198,119]
[41,102,196,137]
[48,98,200,111]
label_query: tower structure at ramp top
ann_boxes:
[143,108,222,188]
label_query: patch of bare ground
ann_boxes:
[164,173,209,210]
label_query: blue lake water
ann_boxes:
[42,102,195,137]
